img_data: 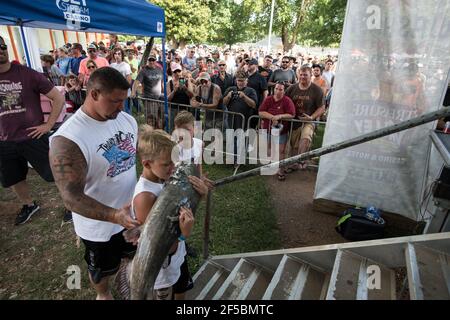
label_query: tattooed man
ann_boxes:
[49,67,141,300]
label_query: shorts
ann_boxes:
[144,98,164,129]
[81,230,137,284]
[267,133,288,145]
[154,257,194,300]
[0,134,54,188]
[290,123,315,149]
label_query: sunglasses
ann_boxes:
[88,49,96,53]
[87,65,96,69]
[282,61,289,63]
[218,64,226,66]
[200,80,208,84]
[0,44,7,51]
[148,59,156,62]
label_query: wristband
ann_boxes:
[178,235,186,241]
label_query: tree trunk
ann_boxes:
[139,37,154,70]
[178,40,187,49]
[281,0,311,52]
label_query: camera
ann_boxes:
[231,90,240,100]
[195,96,202,103]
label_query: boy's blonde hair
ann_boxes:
[174,110,195,128]
[138,125,176,161]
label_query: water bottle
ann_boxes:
[444,121,450,134]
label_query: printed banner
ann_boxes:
[314,0,450,220]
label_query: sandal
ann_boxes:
[299,161,307,170]
[285,163,300,173]
[277,171,286,181]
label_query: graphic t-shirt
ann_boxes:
[285,82,324,116]
[285,82,324,129]
[136,66,163,98]
[0,64,54,142]
[50,109,138,241]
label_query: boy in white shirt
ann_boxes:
[130,127,208,299]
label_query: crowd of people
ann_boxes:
[35,37,337,182]
[3,29,450,300]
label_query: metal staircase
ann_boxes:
[187,232,450,300]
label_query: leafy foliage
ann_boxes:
[152,0,212,47]
[149,0,347,49]
[298,0,347,47]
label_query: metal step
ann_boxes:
[186,261,231,300]
[405,243,450,300]
[326,249,396,300]
[262,254,327,300]
[212,258,273,300]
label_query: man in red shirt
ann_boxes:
[259,82,295,180]
[0,36,65,225]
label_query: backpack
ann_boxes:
[335,207,386,241]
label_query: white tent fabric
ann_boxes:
[314,0,450,220]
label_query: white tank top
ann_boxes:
[178,137,202,164]
[50,108,138,242]
[132,176,187,289]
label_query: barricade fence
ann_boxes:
[133,96,328,260]
[134,97,327,168]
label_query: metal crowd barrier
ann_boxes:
[246,115,327,168]
[135,97,245,134]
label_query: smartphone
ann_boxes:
[179,78,186,86]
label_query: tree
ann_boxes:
[266,0,313,52]
[152,0,212,48]
[208,0,266,47]
[299,0,347,47]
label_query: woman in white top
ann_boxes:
[110,48,133,114]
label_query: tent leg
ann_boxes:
[19,25,31,67]
[162,38,168,132]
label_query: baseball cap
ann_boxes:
[148,54,157,61]
[171,62,182,72]
[197,72,211,81]
[248,58,258,65]
[87,43,98,50]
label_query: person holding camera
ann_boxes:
[190,72,223,129]
[167,63,195,129]
[223,71,258,131]
[223,71,258,166]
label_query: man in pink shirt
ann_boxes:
[78,43,109,85]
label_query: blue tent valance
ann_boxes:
[0,0,165,38]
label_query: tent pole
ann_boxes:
[19,25,31,67]
[162,38,168,132]
[7,26,19,62]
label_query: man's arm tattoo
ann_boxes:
[49,136,117,223]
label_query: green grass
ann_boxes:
[187,164,281,273]
[0,162,280,299]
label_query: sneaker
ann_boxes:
[62,209,73,223]
[15,201,40,225]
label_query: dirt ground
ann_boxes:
[266,167,347,249]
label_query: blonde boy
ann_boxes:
[130,126,207,299]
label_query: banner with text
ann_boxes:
[314,0,450,220]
